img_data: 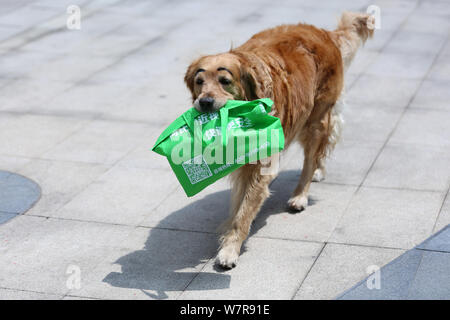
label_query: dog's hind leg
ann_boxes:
[288,112,334,211]
[311,96,344,182]
[216,159,277,269]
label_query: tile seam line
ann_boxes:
[0,285,66,298]
[290,242,326,300]
[176,256,215,300]
[415,247,450,254]
[431,185,450,232]
[0,109,170,127]
[404,249,426,298]
[325,240,408,252]
[5,211,427,251]
[61,294,102,300]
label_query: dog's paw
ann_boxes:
[312,168,325,182]
[216,246,239,269]
[287,195,308,212]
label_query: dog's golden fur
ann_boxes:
[185,11,374,268]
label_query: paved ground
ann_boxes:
[0,0,449,300]
[338,225,450,299]
[0,170,40,222]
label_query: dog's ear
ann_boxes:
[184,58,200,100]
[240,62,264,100]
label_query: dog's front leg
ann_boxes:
[217,162,276,269]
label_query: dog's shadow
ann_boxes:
[102,169,314,299]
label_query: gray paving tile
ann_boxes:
[363,31,393,52]
[428,53,450,82]
[18,159,109,217]
[30,55,117,83]
[43,120,153,165]
[0,215,47,252]
[282,139,382,187]
[417,0,450,16]
[0,78,73,112]
[74,227,218,299]
[0,1,35,17]
[0,171,40,214]
[294,243,404,300]
[384,31,447,55]
[417,225,450,253]
[0,50,62,80]
[0,216,135,295]
[0,4,59,31]
[390,108,450,148]
[179,237,323,300]
[251,178,357,242]
[341,103,404,143]
[407,251,450,299]
[99,75,192,124]
[371,0,418,14]
[279,0,369,11]
[364,142,450,191]
[365,13,405,33]
[320,140,383,186]
[0,25,23,42]
[365,52,436,80]
[0,288,62,300]
[346,75,421,108]
[39,82,133,116]
[280,139,383,185]
[0,155,31,172]
[338,248,423,300]
[62,295,97,300]
[329,187,443,249]
[20,12,130,54]
[410,79,450,111]
[54,166,178,225]
[115,137,170,171]
[347,51,379,76]
[442,40,450,57]
[0,114,88,157]
[139,180,230,233]
[402,12,450,35]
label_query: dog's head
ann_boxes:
[184,53,262,112]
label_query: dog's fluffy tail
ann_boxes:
[332,11,375,71]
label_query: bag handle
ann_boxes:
[153,98,273,151]
[220,107,229,146]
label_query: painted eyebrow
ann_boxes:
[195,68,205,76]
[217,67,233,76]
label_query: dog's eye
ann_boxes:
[219,78,231,85]
[196,78,204,85]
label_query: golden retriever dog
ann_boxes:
[184,12,375,268]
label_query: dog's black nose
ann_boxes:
[199,97,215,111]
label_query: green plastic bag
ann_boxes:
[152,98,284,197]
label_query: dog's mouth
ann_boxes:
[193,97,229,113]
